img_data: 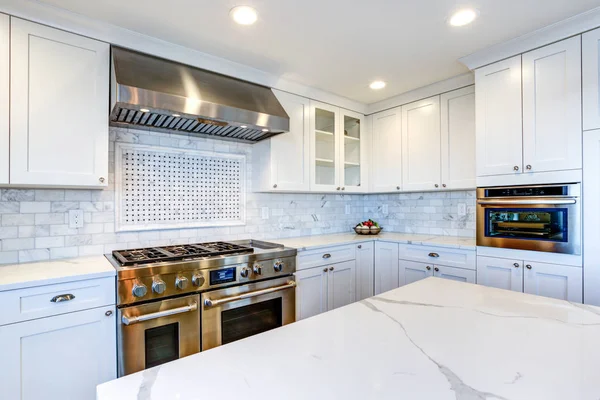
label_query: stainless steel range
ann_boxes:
[106,240,297,377]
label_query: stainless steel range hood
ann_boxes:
[110,47,289,143]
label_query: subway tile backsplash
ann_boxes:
[0,127,475,264]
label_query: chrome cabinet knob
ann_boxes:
[396,186,400,190]
[434,267,440,272]
[442,184,447,188]
[152,278,166,294]
[273,184,278,188]
[357,245,362,249]
[323,268,328,272]
[99,177,106,183]
[329,267,334,271]
[435,184,439,188]
[175,276,189,290]
[240,267,250,278]
[341,187,345,191]
[514,166,520,171]
[131,281,148,298]
[513,263,520,268]
[253,263,263,275]
[526,165,532,170]
[525,264,532,270]
[273,260,284,272]
[336,187,341,191]
[192,274,205,287]
[426,266,431,271]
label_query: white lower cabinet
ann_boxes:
[0,306,116,400]
[435,265,476,283]
[399,259,432,286]
[355,242,374,301]
[328,260,356,310]
[374,242,399,295]
[476,256,523,292]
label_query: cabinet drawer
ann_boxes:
[398,244,476,270]
[0,277,115,326]
[297,245,356,271]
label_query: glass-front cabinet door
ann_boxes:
[340,109,366,193]
[311,101,340,191]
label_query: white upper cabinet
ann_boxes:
[583,28,600,131]
[10,18,109,187]
[441,86,476,190]
[522,36,582,173]
[340,109,366,193]
[370,108,402,192]
[254,90,310,192]
[402,96,441,191]
[475,55,523,177]
[476,256,523,292]
[0,14,8,185]
[311,101,341,192]
[523,261,582,303]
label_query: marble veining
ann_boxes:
[97,278,600,400]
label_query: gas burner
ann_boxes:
[162,245,211,258]
[112,248,170,265]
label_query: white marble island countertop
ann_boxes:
[97,278,600,400]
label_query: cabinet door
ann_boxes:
[374,241,399,295]
[402,96,441,191]
[523,261,582,303]
[475,56,523,176]
[340,108,366,193]
[476,256,523,292]
[441,86,476,190]
[355,242,374,301]
[311,101,340,191]
[583,28,600,131]
[370,108,402,192]
[583,130,600,306]
[0,306,116,400]
[0,14,7,185]
[328,260,356,311]
[399,259,433,286]
[523,36,582,172]
[270,90,310,191]
[434,265,476,283]
[10,18,109,187]
[295,266,328,320]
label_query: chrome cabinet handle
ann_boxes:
[477,199,576,205]
[525,264,532,270]
[426,266,431,271]
[513,166,519,171]
[428,253,440,258]
[513,263,520,268]
[329,267,334,271]
[526,165,532,170]
[51,294,75,303]
[396,186,400,190]
[434,267,440,272]
[357,245,362,249]
[322,253,331,259]
[105,310,113,317]
[273,184,278,188]
[204,281,296,307]
[122,303,197,325]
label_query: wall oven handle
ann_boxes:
[121,302,198,326]
[204,281,296,307]
[477,199,576,205]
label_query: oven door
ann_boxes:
[201,277,296,351]
[476,198,580,254]
[117,294,200,377]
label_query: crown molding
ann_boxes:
[0,0,367,113]
[460,7,600,70]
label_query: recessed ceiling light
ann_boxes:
[449,9,478,27]
[262,128,269,132]
[140,108,150,113]
[230,5,258,25]
[369,81,386,90]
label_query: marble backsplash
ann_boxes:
[0,127,474,265]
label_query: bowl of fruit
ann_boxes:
[354,219,382,235]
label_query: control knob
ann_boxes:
[240,267,251,278]
[131,281,148,298]
[192,274,205,287]
[253,262,263,275]
[152,278,166,294]
[175,275,189,290]
[273,260,284,272]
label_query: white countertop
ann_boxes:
[274,232,476,251]
[0,256,116,291]
[97,278,600,400]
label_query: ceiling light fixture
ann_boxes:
[230,5,258,25]
[369,81,386,90]
[449,9,478,27]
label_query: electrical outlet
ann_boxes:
[345,204,351,215]
[261,207,270,220]
[382,204,389,215]
[69,210,84,228]
[458,203,467,216]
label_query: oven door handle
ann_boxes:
[204,281,296,307]
[477,199,577,205]
[121,302,198,326]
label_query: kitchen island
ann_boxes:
[97,278,600,400]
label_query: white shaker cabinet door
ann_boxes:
[339,108,367,193]
[441,86,476,190]
[374,241,399,295]
[583,28,600,131]
[10,18,109,187]
[295,266,328,320]
[476,256,523,292]
[0,306,116,400]
[355,242,374,301]
[475,56,523,177]
[370,108,402,192]
[433,265,476,284]
[327,260,356,311]
[583,129,600,306]
[522,36,582,173]
[523,261,582,303]
[0,14,8,185]
[310,100,340,192]
[399,259,433,286]
[402,96,441,191]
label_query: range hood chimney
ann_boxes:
[110,47,289,143]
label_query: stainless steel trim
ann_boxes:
[477,199,576,205]
[121,303,198,325]
[203,281,296,307]
[50,294,75,303]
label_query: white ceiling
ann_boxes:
[36,0,600,104]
